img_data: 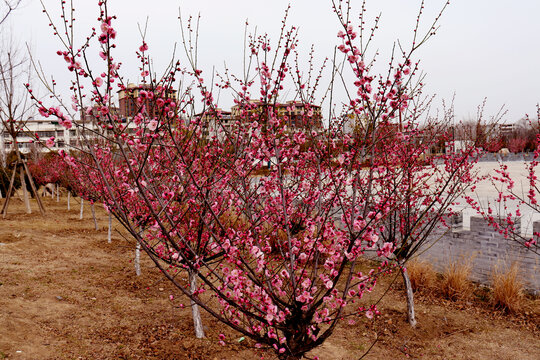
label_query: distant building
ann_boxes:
[118,83,177,119]
[499,123,517,139]
[1,117,75,155]
[80,104,120,122]
[339,112,370,134]
[194,108,235,139]
[0,116,137,157]
[230,100,322,130]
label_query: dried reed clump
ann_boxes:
[491,263,524,313]
[407,259,437,293]
[440,258,472,301]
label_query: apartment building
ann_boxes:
[118,83,178,119]
[230,100,322,130]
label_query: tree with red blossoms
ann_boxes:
[35,0,462,358]
[373,113,480,327]
[507,136,528,154]
[485,136,504,153]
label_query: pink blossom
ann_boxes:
[148,119,158,131]
[379,242,394,257]
[38,107,49,117]
[365,310,374,319]
[46,137,55,147]
[60,118,73,129]
[324,280,333,289]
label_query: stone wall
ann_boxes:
[418,214,540,294]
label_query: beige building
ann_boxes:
[230,100,322,130]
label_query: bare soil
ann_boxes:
[0,196,539,359]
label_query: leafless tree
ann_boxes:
[0,35,44,215]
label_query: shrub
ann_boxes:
[491,263,524,313]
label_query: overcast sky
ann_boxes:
[4,0,540,123]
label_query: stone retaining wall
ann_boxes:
[418,215,540,294]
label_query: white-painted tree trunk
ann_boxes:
[56,184,59,202]
[79,198,84,219]
[189,268,205,338]
[135,242,141,276]
[91,203,98,230]
[401,265,417,327]
[67,191,71,210]
[107,212,112,243]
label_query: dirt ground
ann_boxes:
[0,195,539,360]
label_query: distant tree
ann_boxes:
[507,137,527,153]
[0,0,22,25]
[0,34,44,215]
[485,136,504,153]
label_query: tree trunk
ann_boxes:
[108,212,112,243]
[19,166,31,214]
[56,184,59,202]
[67,191,71,210]
[188,268,205,338]
[401,265,417,327]
[135,242,141,276]
[79,198,84,219]
[91,203,98,230]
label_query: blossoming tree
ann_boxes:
[35,0,461,358]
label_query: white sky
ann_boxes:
[4,0,540,123]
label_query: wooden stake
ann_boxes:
[1,163,17,218]
[22,160,45,215]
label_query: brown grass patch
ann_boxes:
[407,258,437,293]
[491,263,524,313]
[440,257,473,301]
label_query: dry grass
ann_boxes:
[491,263,524,313]
[440,257,473,301]
[407,258,437,293]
